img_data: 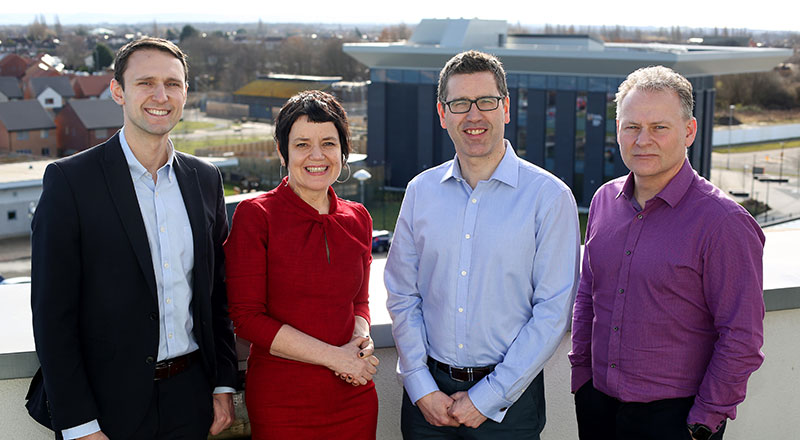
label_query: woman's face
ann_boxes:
[284,115,343,202]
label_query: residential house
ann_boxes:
[0,77,23,102]
[0,54,30,79]
[0,100,57,157]
[56,99,122,154]
[24,76,75,110]
[71,73,114,99]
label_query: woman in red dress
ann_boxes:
[224,91,379,439]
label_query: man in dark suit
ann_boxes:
[27,37,238,439]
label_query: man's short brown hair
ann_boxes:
[113,37,188,89]
[438,50,508,102]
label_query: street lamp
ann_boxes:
[353,169,372,205]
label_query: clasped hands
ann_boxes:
[417,390,488,428]
[331,334,379,386]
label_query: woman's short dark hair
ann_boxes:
[274,90,351,164]
[113,37,188,89]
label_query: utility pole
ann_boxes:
[779,142,784,183]
[727,104,734,169]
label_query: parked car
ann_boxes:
[0,276,31,285]
[371,230,392,253]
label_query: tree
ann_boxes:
[54,15,63,37]
[92,42,114,71]
[165,28,179,41]
[57,34,90,69]
[378,24,411,42]
[180,25,199,43]
[28,14,49,41]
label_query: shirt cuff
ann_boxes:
[467,377,514,423]
[214,386,236,394]
[571,366,593,394]
[62,419,101,439]
[403,368,439,405]
[687,406,727,433]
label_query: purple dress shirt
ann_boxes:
[569,158,765,432]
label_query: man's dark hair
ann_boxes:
[438,50,508,102]
[274,90,351,164]
[113,37,188,89]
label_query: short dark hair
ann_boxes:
[438,50,508,102]
[113,37,188,89]
[274,90,351,164]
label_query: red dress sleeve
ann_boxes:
[352,203,372,325]
[224,198,284,349]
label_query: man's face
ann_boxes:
[437,71,510,162]
[616,88,697,189]
[110,49,187,141]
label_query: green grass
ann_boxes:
[174,120,218,132]
[172,136,265,155]
[715,139,800,154]
[223,182,238,197]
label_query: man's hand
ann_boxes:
[416,391,460,427]
[77,432,109,440]
[448,391,487,428]
[209,392,235,435]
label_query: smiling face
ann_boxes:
[437,71,510,164]
[110,49,187,144]
[284,115,343,204]
[617,87,697,193]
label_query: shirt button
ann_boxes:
[471,198,477,204]
[637,214,643,220]
[458,307,464,313]
[164,262,169,269]
[149,312,157,321]
[618,288,624,294]
[465,234,471,239]
[166,298,171,304]
[610,363,616,368]
[499,407,508,412]
[160,226,166,233]
[168,332,173,339]
[461,270,467,276]
[625,250,631,255]
[458,344,464,349]
[613,326,619,331]
[145,356,155,364]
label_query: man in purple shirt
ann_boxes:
[569,66,765,440]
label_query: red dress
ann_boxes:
[224,179,377,439]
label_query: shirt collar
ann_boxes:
[616,157,694,208]
[440,139,519,188]
[119,126,176,183]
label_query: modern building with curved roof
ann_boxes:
[344,19,792,205]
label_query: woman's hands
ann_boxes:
[331,335,379,386]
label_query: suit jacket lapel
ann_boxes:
[101,133,158,300]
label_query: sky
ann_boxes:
[2,0,798,32]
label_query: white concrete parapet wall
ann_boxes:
[713,123,800,147]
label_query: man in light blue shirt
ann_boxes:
[385,50,580,439]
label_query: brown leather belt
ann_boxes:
[429,358,495,382]
[154,351,201,381]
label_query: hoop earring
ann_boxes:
[335,162,351,184]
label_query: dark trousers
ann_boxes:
[56,361,214,440]
[574,381,725,440]
[401,360,545,440]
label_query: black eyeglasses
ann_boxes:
[442,96,504,114]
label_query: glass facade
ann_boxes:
[367,68,714,206]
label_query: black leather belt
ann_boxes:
[154,351,201,381]
[429,358,495,382]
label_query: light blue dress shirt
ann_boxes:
[63,128,231,439]
[385,140,580,423]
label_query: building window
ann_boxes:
[41,130,49,138]
[517,89,527,157]
[574,92,588,204]
[16,131,29,140]
[7,211,17,220]
[604,92,619,182]
[545,91,557,172]
[42,148,51,156]
[95,129,108,138]
[45,98,54,105]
